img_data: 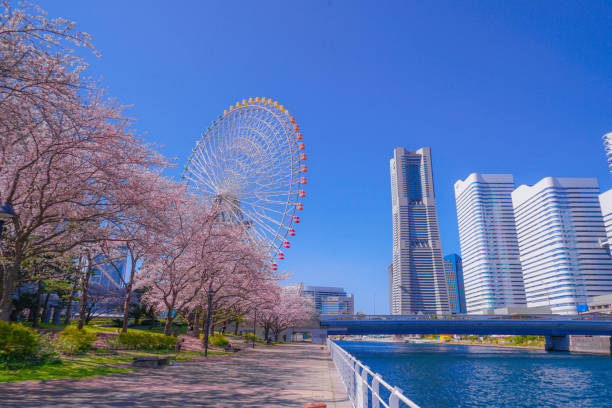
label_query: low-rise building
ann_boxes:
[299,284,354,316]
[587,293,612,314]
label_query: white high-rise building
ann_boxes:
[603,132,612,175]
[599,189,612,255]
[390,147,450,315]
[599,132,612,255]
[512,177,612,314]
[454,174,526,313]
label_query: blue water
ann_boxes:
[336,341,612,408]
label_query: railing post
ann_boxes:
[372,374,380,408]
[361,365,369,408]
[389,386,402,408]
[355,364,363,408]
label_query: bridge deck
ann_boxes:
[320,315,612,336]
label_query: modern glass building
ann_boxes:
[299,285,354,316]
[454,173,526,313]
[390,147,450,315]
[512,177,612,314]
[89,253,126,290]
[443,254,467,314]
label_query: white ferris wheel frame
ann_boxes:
[182,98,305,260]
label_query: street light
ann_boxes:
[203,288,216,357]
[252,306,258,349]
[0,202,17,237]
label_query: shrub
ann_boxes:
[104,335,123,350]
[210,333,229,347]
[55,327,98,355]
[0,322,39,362]
[243,333,258,343]
[118,331,177,350]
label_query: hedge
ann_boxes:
[55,327,98,355]
[118,331,178,350]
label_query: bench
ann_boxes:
[132,356,171,368]
[224,343,241,352]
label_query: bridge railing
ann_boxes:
[327,339,420,408]
[321,314,612,322]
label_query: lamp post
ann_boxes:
[0,202,17,238]
[252,306,258,348]
[203,287,215,357]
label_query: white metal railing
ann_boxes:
[327,339,420,408]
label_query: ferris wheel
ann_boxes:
[183,97,307,270]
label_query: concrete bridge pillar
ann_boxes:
[546,335,612,355]
[545,335,569,352]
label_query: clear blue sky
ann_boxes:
[40,0,612,314]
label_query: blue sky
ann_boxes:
[40,0,612,314]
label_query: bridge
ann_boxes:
[318,314,612,353]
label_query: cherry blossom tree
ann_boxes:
[0,1,167,320]
[257,289,314,342]
[135,192,211,335]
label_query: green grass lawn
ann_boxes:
[0,356,133,382]
[0,348,232,382]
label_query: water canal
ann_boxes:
[336,340,612,408]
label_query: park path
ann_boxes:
[0,343,352,408]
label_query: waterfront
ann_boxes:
[337,340,612,408]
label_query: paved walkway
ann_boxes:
[1,343,352,407]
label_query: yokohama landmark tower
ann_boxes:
[390,147,450,315]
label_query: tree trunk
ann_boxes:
[193,307,201,338]
[31,281,43,328]
[121,260,137,333]
[264,326,270,341]
[41,292,50,323]
[0,248,22,321]
[63,279,79,325]
[234,320,239,335]
[77,255,93,330]
[163,313,174,336]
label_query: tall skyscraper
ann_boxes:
[443,254,467,314]
[454,174,526,313]
[390,147,450,315]
[387,264,393,314]
[512,177,612,314]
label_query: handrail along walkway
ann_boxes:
[327,339,420,408]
